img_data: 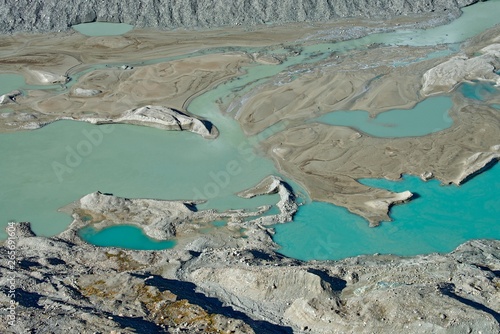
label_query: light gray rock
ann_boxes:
[0,90,21,105]
[1,202,499,334]
[59,175,298,242]
[80,105,219,139]
[114,105,218,139]
[71,87,102,97]
[422,44,500,95]
[237,175,298,225]
[13,221,37,238]
[0,0,477,34]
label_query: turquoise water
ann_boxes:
[356,0,500,46]
[212,221,227,227]
[2,0,500,256]
[79,225,175,250]
[0,120,278,239]
[0,73,25,95]
[313,96,453,137]
[72,22,134,36]
[274,163,500,261]
[459,81,499,101]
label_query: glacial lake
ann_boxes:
[274,163,500,261]
[1,0,499,259]
[313,96,453,138]
[0,120,279,239]
[79,225,176,250]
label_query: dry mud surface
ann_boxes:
[1,3,500,333]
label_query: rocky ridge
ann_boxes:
[422,43,500,95]
[0,0,479,34]
[1,220,499,333]
[83,105,219,139]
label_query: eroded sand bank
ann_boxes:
[253,27,500,224]
[1,18,499,224]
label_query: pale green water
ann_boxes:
[2,0,500,256]
[0,120,278,239]
[72,22,134,36]
[79,225,175,250]
[0,73,25,95]
[356,0,500,46]
[313,96,453,138]
[212,221,227,227]
[274,163,500,261]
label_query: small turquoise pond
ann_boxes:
[72,22,134,36]
[313,96,453,138]
[274,163,500,261]
[212,221,227,227]
[79,225,176,250]
[459,81,499,101]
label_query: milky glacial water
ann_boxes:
[313,96,453,138]
[1,0,499,256]
[72,22,134,36]
[274,163,500,261]
[0,73,25,95]
[355,0,500,46]
[0,120,278,239]
[78,225,176,250]
[459,81,499,102]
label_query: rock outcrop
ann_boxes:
[108,105,218,139]
[2,220,499,334]
[61,175,298,241]
[237,175,298,224]
[422,43,500,96]
[0,0,478,34]
[0,90,21,105]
